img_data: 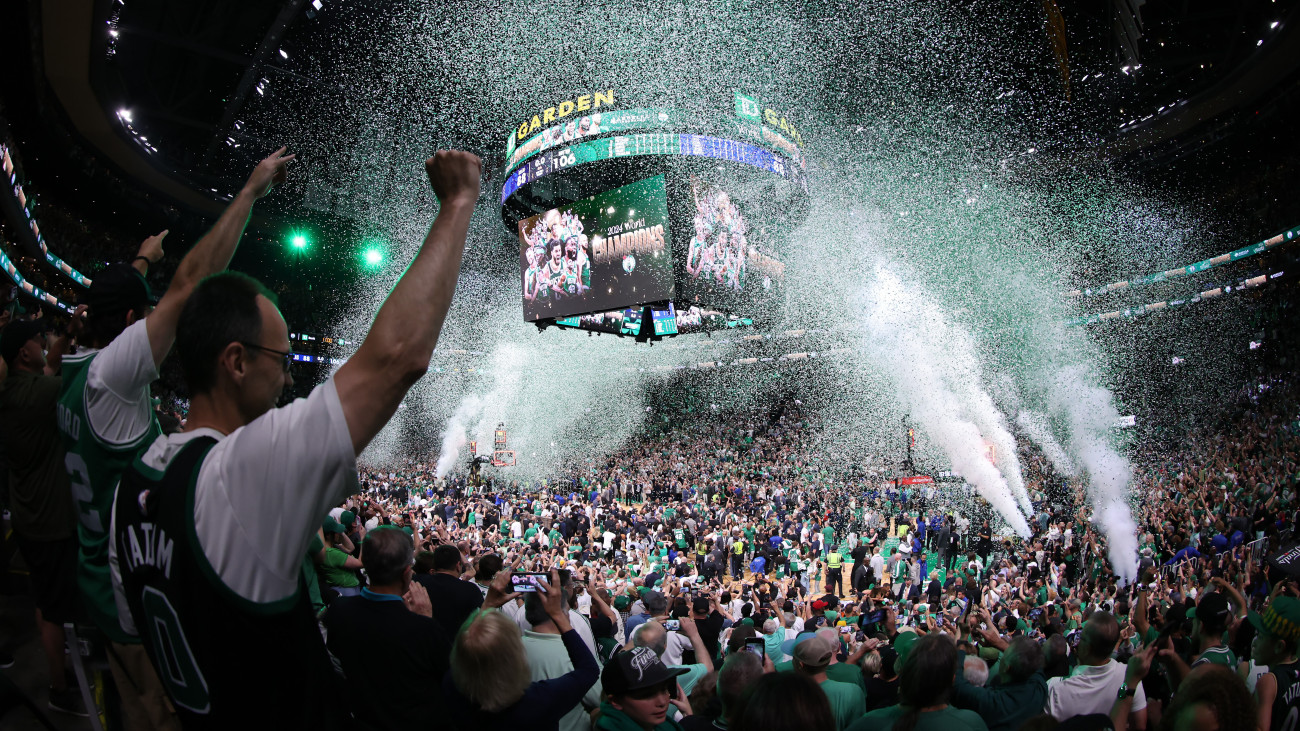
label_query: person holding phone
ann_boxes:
[447,569,599,730]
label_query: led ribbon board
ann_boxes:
[504,108,685,175]
[3,144,94,288]
[0,249,75,312]
[502,109,805,176]
[501,133,807,205]
[1064,224,1300,299]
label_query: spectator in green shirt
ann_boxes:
[792,635,865,731]
[319,516,363,597]
[848,633,987,731]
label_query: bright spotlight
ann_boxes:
[361,245,385,269]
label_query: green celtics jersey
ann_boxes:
[58,350,162,644]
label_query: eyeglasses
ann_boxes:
[239,342,294,373]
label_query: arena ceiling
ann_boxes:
[3,0,1298,278]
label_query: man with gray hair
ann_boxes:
[324,526,515,727]
[951,635,1049,731]
[631,617,714,694]
[963,655,989,687]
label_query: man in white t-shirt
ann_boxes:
[59,149,293,728]
[108,151,483,727]
[1045,612,1147,725]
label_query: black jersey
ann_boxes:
[1270,661,1300,731]
[113,436,344,728]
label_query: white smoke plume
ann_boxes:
[436,396,483,478]
[858,265,1031,537]
[1047,365,1139,581]
[1015,410,1078,477]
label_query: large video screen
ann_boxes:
[519,175,674,322]
[678,178,785,309]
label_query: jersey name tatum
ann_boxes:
[122,522,176,579]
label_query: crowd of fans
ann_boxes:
[318,362,1295,730]
[0,144,1298,731]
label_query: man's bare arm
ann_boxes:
[144,148,294,366]
[335,151,480,455]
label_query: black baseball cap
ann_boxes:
[1189,592,1231,626]
[0,318,47,365]
[601,647,688,695]
[86,263,155,327]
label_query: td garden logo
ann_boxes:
[735,93,762,123]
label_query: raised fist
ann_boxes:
[424,150,482,205]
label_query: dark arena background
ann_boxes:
[1,0,1299,728]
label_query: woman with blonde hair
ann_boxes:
[445,569,599,730]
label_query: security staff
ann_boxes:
[826,547,844,596]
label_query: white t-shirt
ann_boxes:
[78,318,159,449]
[109,376,358,633]
[1045,660,1146,720]
[662,630,692,666]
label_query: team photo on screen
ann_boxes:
[518,175,675,322]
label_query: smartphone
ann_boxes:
[510,572,550,593]
[839,626,853,635]
[743,637,765,661]
[664,620,681,631]
[864,609,886,625]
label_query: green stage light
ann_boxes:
[362,246,384,268]
[288,231,311,252]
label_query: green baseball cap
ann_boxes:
[894,630,920,667]
[1250,596,1300,643]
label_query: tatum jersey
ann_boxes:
[113,436,341,728]
[57,321,161,644]
[1269,662,1300,731]
[109,375,357,725]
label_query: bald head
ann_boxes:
[633,620,668,657]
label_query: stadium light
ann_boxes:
[361,244,385,269]
[288,231,310,252]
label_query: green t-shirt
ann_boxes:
[823,526,835,544]
[524,526,538,542]
[819,678,866,731]
[54,349,163,644]
[1194,645,1237,668]
[304,533,325,614]
[827,661,866,691]
[547,528,562,546]
[318,546,360,588]
[847,704,989,731]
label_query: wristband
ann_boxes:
[133,256,155,266]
